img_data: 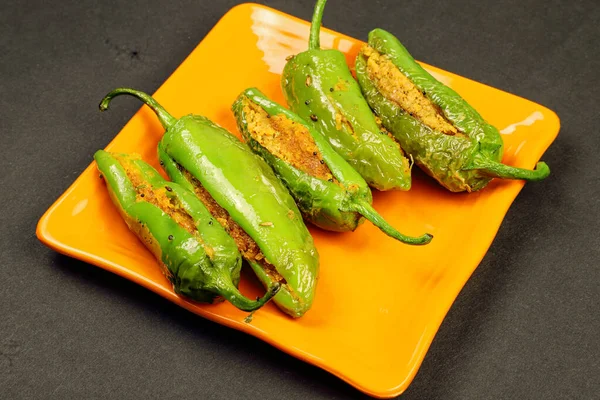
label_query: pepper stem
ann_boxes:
[348,201,433,246]
[465,156,550,181]
[218,280,281,312]
[308,0,327,50]
[99,88,177,130]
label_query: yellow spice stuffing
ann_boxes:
[117,155,198,235]
[363,45,458,135]
[243,99,335,182]
[181,169,287,286]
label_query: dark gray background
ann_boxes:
[1,0,598,398]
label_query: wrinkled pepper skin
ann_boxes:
[94,150,279,311]
[355,28,550,192]
[99,88,319,318]
[281,0,411,191]
[232,88,432,245]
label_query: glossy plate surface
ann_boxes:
[36,4,559,398]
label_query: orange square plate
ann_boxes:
[36,3,559,398]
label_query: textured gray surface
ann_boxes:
[1,0,599,398]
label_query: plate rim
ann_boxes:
[36,3,561,398]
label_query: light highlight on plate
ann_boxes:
[427,70,454,86]
[501,111,545,134]
[251,7,355,74]
[71,198,88,216]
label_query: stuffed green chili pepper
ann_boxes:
[281,0,411,191]
[232,88,432,246]
[355,28,550,192]
[94,150,279,311]
[99,88,319,318]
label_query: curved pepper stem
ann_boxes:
[465,157,550,181]
[99,87,177,130]
[218,281,281,312]
[348,201,433,245]
[309,0,327,50]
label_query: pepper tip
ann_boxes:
[98,97,110,112]
[424,233,434,243]
[533,161,550,180]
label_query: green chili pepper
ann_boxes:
[280,0,411,192]
[232,88,432,246]
[355,28,550,192]
[94,150,279,311]
[99,88,319,318]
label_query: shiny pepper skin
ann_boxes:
[94,150,279,311]
[355,28,550,192]
[99,88,320,318]
[232,87,432,246]
[281,0,412,192]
